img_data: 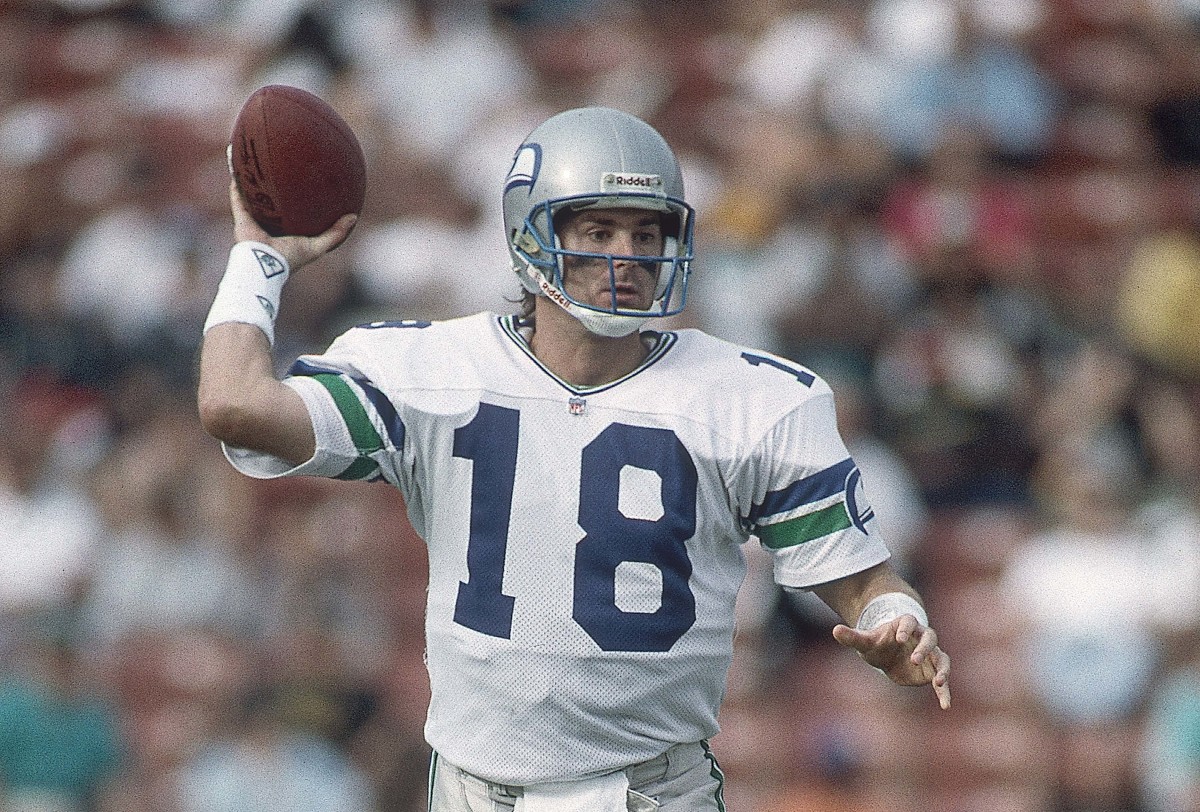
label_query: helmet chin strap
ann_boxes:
[536,275,651,338]
[565,301,649,338]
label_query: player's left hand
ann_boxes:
[832,615,952,710]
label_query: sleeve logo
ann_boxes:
[844,468,876,534]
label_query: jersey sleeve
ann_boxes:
[221,336,408,488]
[740,386,892,590]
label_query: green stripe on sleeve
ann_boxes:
[758,502,852,549]
[311,373,384,454]
[310,373,384,481]
[335,456,380,481]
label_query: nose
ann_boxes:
[608,231,642,267]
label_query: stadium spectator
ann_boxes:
[1,1,1199,809]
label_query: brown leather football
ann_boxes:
[229,85,366,237]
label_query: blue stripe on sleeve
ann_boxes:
[288,358,406,451]
[288,358,340,377]
[357,379,406,450]
[747,457,856,526]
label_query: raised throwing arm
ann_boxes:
[196,181,357,465]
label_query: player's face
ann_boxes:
[556,208,663,311]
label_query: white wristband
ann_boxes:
[855,592,929,631]
[203,241,290,345]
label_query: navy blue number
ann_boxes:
[452,403,518,638]
[740,352,815,386]
[575,424,698,652]
[451,408,699,652]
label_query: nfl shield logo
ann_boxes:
[568,396,586,416]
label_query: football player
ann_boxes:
[198,106,951,811]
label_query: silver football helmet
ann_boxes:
[503,107,694,337]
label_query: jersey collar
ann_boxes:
[497,314,676,396]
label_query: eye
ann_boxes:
[633,229,664,252]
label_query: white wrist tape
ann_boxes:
[203,241,290,345]
[855,592,929,631]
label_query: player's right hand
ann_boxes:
[229,179,357,271]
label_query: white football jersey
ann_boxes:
[223,312,890,784]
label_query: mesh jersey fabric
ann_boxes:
[222,312,891,784]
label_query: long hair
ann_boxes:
[517,288,536,320]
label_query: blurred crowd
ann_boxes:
[1,0,1200,810]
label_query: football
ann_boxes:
[229,84,366,237]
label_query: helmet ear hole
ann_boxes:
[550,207,573,243]
[655,236,679,299]
[661,211,681,240]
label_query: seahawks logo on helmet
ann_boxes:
[844,468,876,534]
[504,143,541,196]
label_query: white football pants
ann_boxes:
[427,741,726,812]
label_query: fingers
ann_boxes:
[229,180,267,242]
[226,178,358,269]
[909,622,939,663]
[906,622,952,710]
[319,212,359,253]
[933,670,952,710]
[831,623,870,653]
[894,613,919,646]
[910,625,952,710]
[834,618,952,710]
[284,213,358,269]
[831,618,914,655]
[930,648,952,710]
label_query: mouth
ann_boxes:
[608,283,647,309]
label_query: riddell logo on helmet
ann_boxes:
[602,173,662,192]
